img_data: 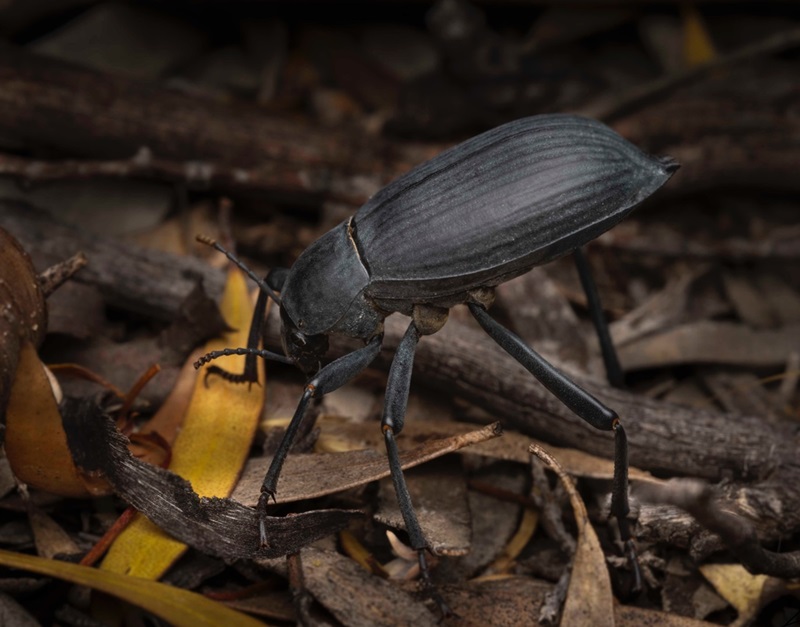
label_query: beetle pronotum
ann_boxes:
[196,114,678,613]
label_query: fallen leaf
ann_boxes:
[375,457,472,556]
[482,507,539,576]
[0,548,266,627]
[699,563,769,627]
[682,4,716,67]
[529,442,614,627]
[302,548,438,627]
[5,341,112,497]
[0,227,46,421]
[231,422,503,505]
[101,267,266,578]
[311,414,658,483]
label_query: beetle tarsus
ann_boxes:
[257,491,275,548]
[418,549,457,620]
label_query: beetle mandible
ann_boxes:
[196,113,678,611]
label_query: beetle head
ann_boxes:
[280,307,329,375]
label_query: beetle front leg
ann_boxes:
[258,334,383,546]
[468,302,641,592]
[573,247,624,389]
[382,322,454,618]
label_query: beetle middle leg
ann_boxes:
[468,301,641,592]
[381,318,455,617]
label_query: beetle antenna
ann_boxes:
[196,235,281,305]
[193,347,294,370]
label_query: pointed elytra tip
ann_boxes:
[659,155,680,174]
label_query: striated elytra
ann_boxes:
[196,113,678,615]
[282,114,677,340]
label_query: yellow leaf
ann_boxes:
[483,508,538,576]
[682,4,716,67]
[0,548,268,627]
[700,563,768,627]
[5,341,111,498]
[101,269,265,578]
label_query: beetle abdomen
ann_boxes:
[355,114,677,303]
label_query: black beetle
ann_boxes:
[196,113,678,611]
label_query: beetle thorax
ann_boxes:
[280,221,382,342]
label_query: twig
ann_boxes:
[582,27,800,122]
[636,479,800,578]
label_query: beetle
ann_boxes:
[196,113,678,612]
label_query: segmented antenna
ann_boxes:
[196,235,281,305]
[193,347,293,370]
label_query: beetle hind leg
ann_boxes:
[573,247,625,388]
[468,302,642,592]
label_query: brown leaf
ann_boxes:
[5,341,111,497]
[0,227,46,424]
[231,422,503,506]
[302,548,438,627]
[375,458,472,556]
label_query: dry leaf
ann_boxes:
[682,5,716,67]
[231,422,503,505]
[482,507,539,576]
[101,267,265,578]
[312,414,657,483]
[617,321,800,370]
[0,548,266,627]
[376,458,471,556]
[699,563,770,627]
[529,442,615,627]
[0,227,46,422]
[5,341,112,497]
[302,548,438,627]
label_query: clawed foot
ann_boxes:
[417,549,457,621]
[257,490,277,548]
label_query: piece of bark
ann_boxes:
[0,43,412,203]
[1,42,799,210]
[0,201,225,322]
[63,395,360,561]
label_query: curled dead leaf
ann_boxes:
[4,341,113,497]
[529,442,615,627]
[0,227,47,427]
